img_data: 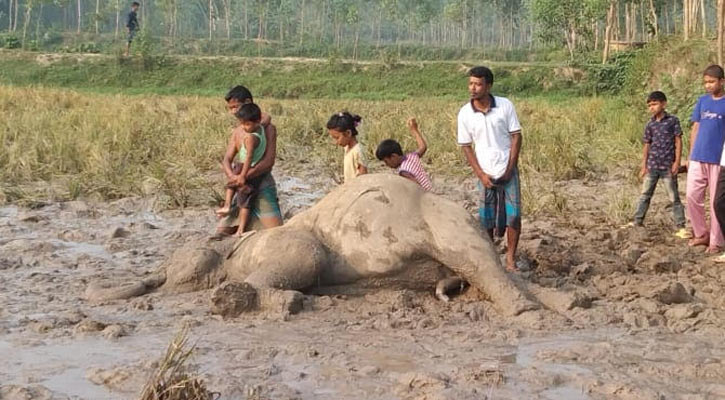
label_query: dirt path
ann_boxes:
[1,166,725,399]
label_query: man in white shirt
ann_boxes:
[457,66,522,272]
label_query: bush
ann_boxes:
[1,34,21,49]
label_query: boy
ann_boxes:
[685,65,725,253]
[124,2,140,57]
[632,91,686,232]
[219,103,266,236]
[375,118,433,191]
[213,86,282,240]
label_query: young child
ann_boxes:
[375,117,433,191]
[327,112,368,183]
[685,65,725,253]
[631,91,686,232]
[217,103,267,236]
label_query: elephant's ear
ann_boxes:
[226,230,258,260]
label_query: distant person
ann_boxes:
[327,112,368,183]
[685,65,725,253]
[213,85,282,240]
[630,91,686,233]
[457,66,522,272]
[375,117,433,191]
[124,1,140,57]
[216,103,267,237]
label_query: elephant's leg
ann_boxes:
[422,197,539,316]
[214,229,330,317]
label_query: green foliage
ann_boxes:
[1,34,21,49]
[585,50,638,94]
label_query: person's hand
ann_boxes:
[671,162,680,176]
[499,168,514,183]
[407,118,418,131]
[479,173,494,189]
[228,175,245,187]
[639,166,648,179]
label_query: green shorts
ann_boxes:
[217,173,282,230]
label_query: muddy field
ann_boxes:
[2,165,725,400]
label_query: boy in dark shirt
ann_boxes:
[632,91,686,233]
[124,2,140,57]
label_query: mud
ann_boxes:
[2,168,725,399]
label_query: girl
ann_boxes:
[327,112,368,183]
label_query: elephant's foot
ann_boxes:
[85,272,166,302]
[435,277,467,302]
[210,282,304,319]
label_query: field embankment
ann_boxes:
[0,50,586,99]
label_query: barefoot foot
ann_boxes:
[688,236,709,247]
[706,246,722,254]
[216,207,231,217]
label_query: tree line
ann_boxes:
[2,0,725,63]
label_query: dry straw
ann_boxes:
[139,326,218,400]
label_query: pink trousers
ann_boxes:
[686,161,724,248]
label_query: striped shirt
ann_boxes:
[397,152,433,191]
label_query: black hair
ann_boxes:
[131,1,140,6]
[326,111,362,137]
[704,64,725,80]
[235,103,262,122]
[469,66,494,85]
[376,139,403,160]
[647,91,667,103]
[225,85,253,103]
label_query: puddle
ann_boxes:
[0,334,169,400]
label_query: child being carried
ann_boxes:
[217,103,267,236]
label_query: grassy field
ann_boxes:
[0,84,646,219]
[6,39,712,222]
[0,50,586,99]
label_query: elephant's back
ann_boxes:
[289,174,432,276]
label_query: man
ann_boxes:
[212,85,283,240]
[457,66,523,272]
[124,2,140,57]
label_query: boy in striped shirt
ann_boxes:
[375,118,433,191]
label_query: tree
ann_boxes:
[530,0,609,59]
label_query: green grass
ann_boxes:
[0,50,587,100]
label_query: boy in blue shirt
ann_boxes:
[685,65,725,253]
[632,91,686,231]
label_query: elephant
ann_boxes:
[85,174,540,317]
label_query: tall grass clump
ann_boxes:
[1,85,645,208]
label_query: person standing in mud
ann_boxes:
[685,65,725,254]
[124,2,140,57]
[457,66,522,272]
[631,91,686,233]
[213,86,283,239]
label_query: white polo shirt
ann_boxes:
[457,96,521,179]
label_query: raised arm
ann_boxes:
[407,118,427,157]
[246,123,277,179]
